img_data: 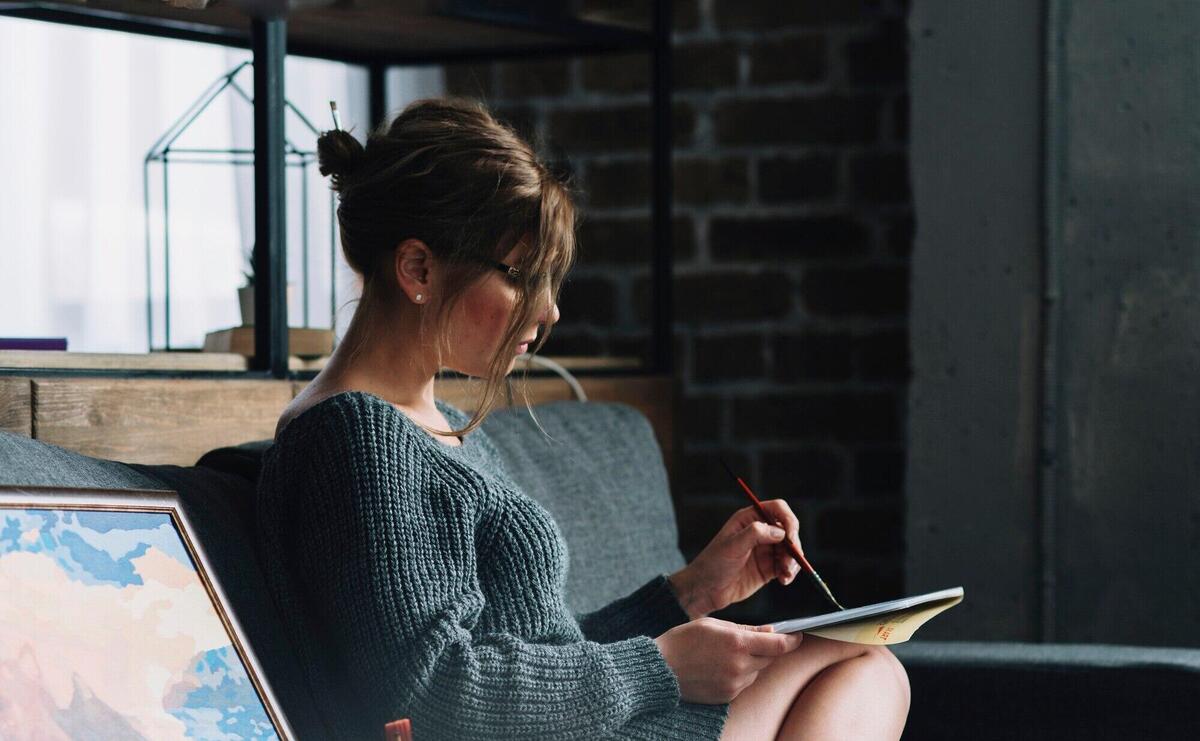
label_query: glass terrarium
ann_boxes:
[143,61,336,352]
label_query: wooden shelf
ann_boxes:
[0,350,641,374]
[0,373,674,467]
[511,355,642,371]
[0,350,252,372]
[0,1,652,63]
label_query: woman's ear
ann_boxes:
[393,239,435,304]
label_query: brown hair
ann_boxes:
[317,97,576,437]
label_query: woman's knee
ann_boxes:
[760,637,910,708]
[862,646,911,708]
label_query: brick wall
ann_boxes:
[444,0,912,622]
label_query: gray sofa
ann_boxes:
[2,400,1198,739]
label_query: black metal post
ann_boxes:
[330,193,337,335]
[162,152,171,350]
[368,62,387,130]
[252,17,288,377]
[301,158,310,327]
[143,159,153,350]
[650,0,673,374]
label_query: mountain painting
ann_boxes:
[0,507,280,739]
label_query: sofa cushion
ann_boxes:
[196,439,273,486]
[0,430,162,490]
[478,400,687,614]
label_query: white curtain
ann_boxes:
[0,16,443,353]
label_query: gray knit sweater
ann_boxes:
[255,391,729,740]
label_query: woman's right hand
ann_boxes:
[654,617,803,704]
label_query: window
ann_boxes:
[0,17,442,356]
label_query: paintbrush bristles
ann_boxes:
[718,456,737,482]
[809,570,846,611]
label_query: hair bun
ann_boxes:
[317,129,366,191]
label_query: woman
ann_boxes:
[256,98,910,740]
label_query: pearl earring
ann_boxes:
[415,293,423,302]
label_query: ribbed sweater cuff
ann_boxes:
[602,635,681,716]
[618,574,694,637]
[576,573,694,645]
[643,573,695,631]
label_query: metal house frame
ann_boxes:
[144,60,333,350]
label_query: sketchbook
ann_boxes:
[765,587,964,645]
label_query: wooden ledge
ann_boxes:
[0,351,641,374]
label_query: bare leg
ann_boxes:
[777,645,910,740]
[719,637,910,741]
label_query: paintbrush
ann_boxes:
[719,457,846,611]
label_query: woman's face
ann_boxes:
[444,239,560,378]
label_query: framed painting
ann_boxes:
[0,485,295,740]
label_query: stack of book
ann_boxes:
[202,326,333,358]
[0,338,68,351]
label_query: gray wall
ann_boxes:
[906,0,1044,641]
[1051,1,1200,645]
[909,0,1200,645]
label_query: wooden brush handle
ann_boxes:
[384,718,413,741]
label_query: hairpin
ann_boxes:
[329,100,342,131]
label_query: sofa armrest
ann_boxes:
[891,641,1200,740]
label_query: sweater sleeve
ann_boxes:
[574,574,693,643]
[285,399,682,740]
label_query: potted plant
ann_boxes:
[239,243,295,327]
[238,243,257,326]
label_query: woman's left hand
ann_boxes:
[669,500,803,619]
